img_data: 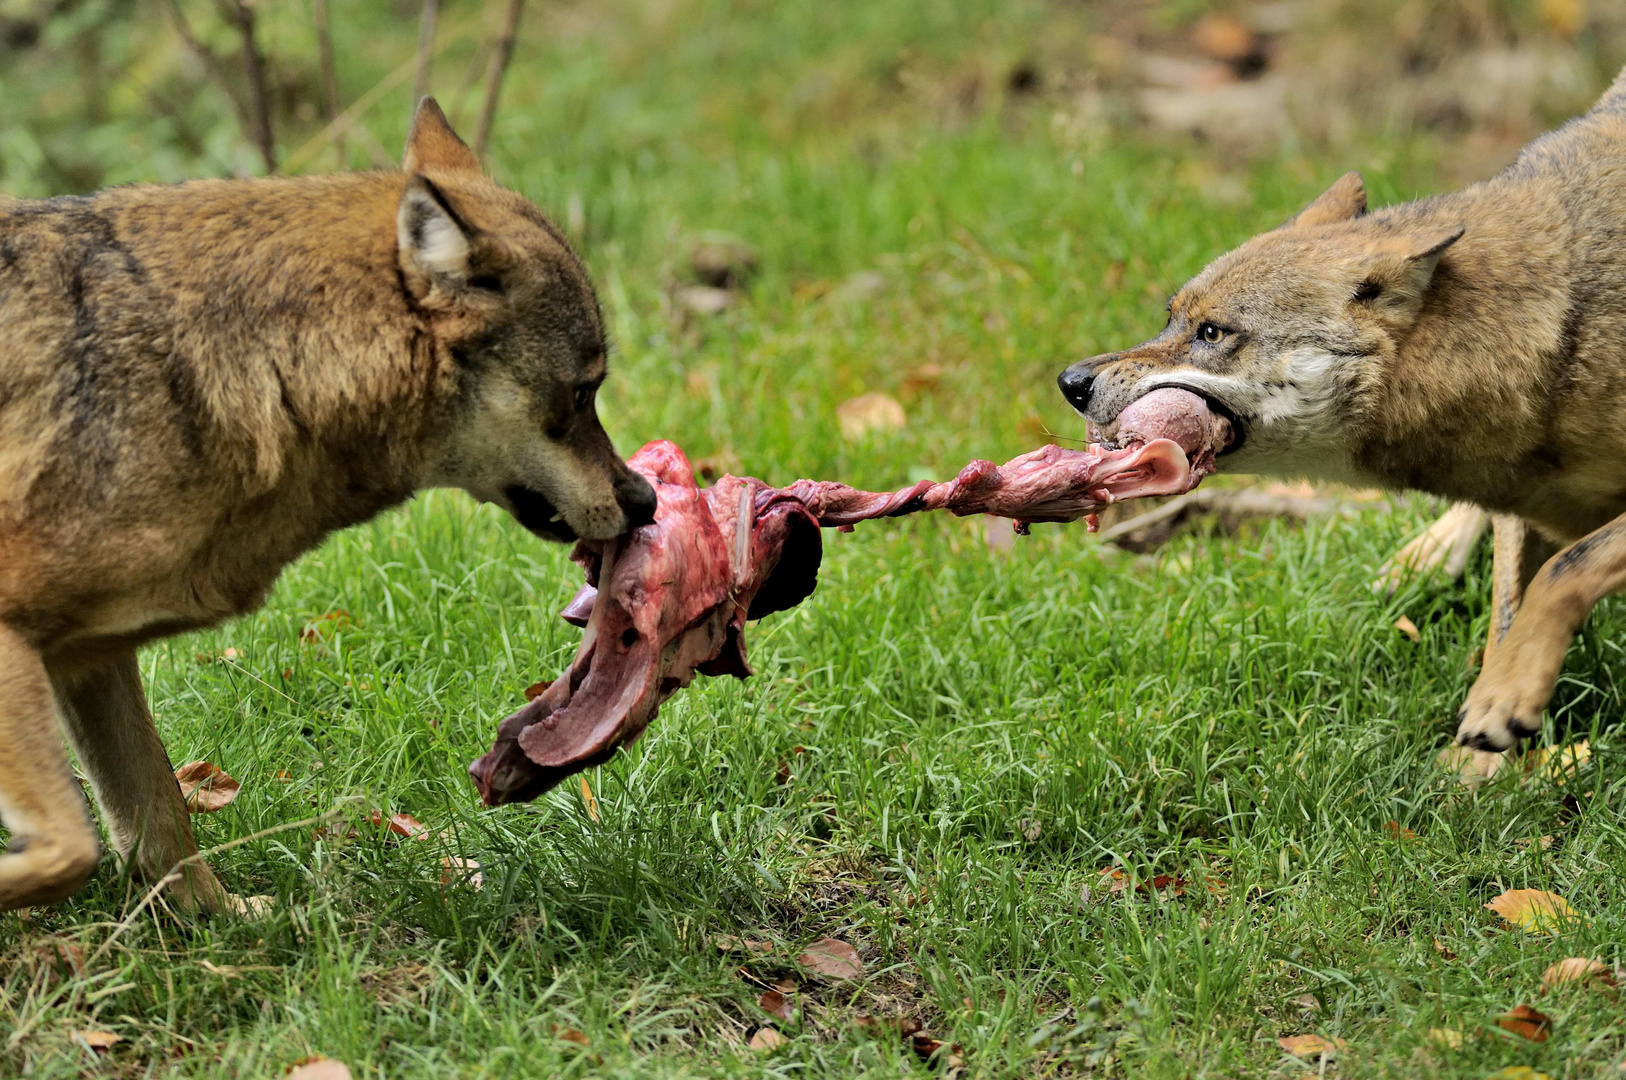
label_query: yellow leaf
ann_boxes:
[1277,1033,1346,1057]
[836,393,906,440]
[579,775,599,822]
[1524,740,1590,784]
[72,1030,122,1052]
[1426,1027,1463,1048]
[1485,888,1583,933]
[1393,615,1421,641]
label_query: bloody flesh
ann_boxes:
[470,419,1219,806]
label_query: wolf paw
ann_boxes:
[1454,688,1543,752]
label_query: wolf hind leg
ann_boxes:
[1458,513,1620,751]
[0,625,101,909]
[51,652,229,913]
[1371,502,1488,595]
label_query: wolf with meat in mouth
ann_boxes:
[1058,69,1626,757]
[0,99,655,912]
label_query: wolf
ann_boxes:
[1058,69,1626,758]
[0,99,657,912]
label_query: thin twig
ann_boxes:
[413,0,440,102]
[472,0,526,159]
[221,0,275,172]
[163,0,247,120]
[311,0,345,163]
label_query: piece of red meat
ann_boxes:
[469,432,1207,805]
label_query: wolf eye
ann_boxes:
[1196,322,1226,344]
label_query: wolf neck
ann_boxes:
[131,172,455,526]
[1353,177,1585,529]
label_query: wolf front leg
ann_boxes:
[0,625,101,909]
[1457,514,1616,751]
[51,652,229,913]
[1371,502,1488,595]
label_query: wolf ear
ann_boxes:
[1358,225,1464,319]
[398,175,473,301]
[1288,171,1366,227]
[402,97,481,175]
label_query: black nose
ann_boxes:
[1057,365,1095,413]
[617,472,658,529]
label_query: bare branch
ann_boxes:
[221,0,275,172]
[163,0,247,118]
[311,0,345,163]
[472,0,526,159]
[413,0,440,102]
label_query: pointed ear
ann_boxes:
[402,97,481,175]
[398,175,472,301]
[1355,225,1464,320]
[1288,171,1366,227]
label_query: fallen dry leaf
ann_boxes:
[1525,740,1591,783]
[1433,937,1458,961]
[758,989,794,1021]
[440,856,484,891]
[1277,1033,1346,1058]
[836,393,906,440]
[748,1027,786,1051]
[300,610,355,644]
[1426,1027,1464,1049]
[72,1029,122,1052]
[1485,888,1583,933]
[910,1032,961,1066]
[1540,957,1615,991]
[523,680,552,702]
[1020,819,1042,842]
[855,1012,923,1037]
[1514,835,1556,851]
[1496,1003,1552,1042]
[174,761,241,813]
[373,811,428,839]
[554,1027,590,1047]
[798,937,862,979]
[579,776,600,822]
[1383,820,1417,840]
[715,935,773,955]
[770,977,797,993]
[286,1058,353,1080]
[29,937,85,979]
[1393,615,1421,641]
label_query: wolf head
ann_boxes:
[1057,172,1463,485]
[398,98,656,542]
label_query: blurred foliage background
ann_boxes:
[2,0,1623,199]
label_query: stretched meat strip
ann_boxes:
[469,431,1209,806]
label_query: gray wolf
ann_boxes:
[0,98,655,912]
[1057,69,1626,758]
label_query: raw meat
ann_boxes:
[469,433,1209,805]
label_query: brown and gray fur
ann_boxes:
[0,99,655,912]
[1058,69,1626,756]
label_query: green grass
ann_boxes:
[6,1,1626,1076]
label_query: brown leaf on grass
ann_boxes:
[373,811,428,839]
[579,776,600,822]
[1277,1033,1346,1058]
[553,1027,590,1047]
[174,761,241,813]
[758,989,794,1021]
[855,1012,923,1037]
[1432,937,1458,961]
[72,1029,121,1052]
[1383,820,1417,841]
[1098,866,1193,898]
[1485,888,1583,933]
[836,393,906,440]
[440,857,484,891]
[770,977,797,993]
[286,1058,353,1080]
[1496,1003,1552,1042]
[899,363,945,398]
[1020,819,1042,842]
[523,680,552,702]
[748,1027,786,1051]
[29,937,85,979]
[715,935,773,955]
[798,937,862,979]
[1393,615,1421,641]
[300,610,355,644]
[1540,957,1616,991]
[910,1032,963,1067]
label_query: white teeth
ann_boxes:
[550,512,564,523]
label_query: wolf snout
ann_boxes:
[1057,362,1097,414]
[616,471,658,529]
